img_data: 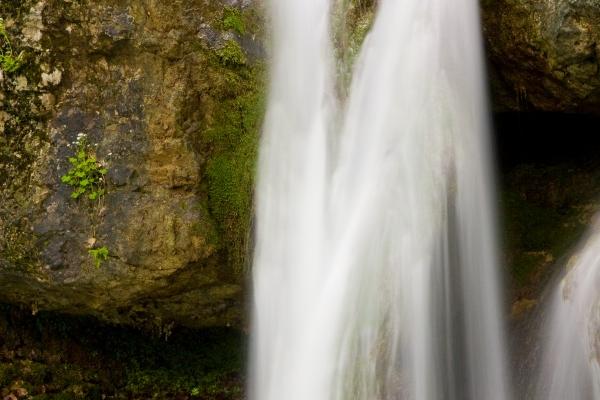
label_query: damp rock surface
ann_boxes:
[483,0,600,113]
[0,0,265,329]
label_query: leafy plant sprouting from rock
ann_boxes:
[0,18,24,73]
[61,134,111,269]
[88,246,109,268]
[61,134,108,200]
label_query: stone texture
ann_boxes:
[482,0,600,113]
[0,0,264,329]
[346,0,600,113]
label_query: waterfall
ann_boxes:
[250,0,511,399]
[536,219,600,400]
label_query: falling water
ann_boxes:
[536,219,600,400]
[251,0,511,399]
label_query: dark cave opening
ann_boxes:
[494,112,600,169]
[492,111,600,300]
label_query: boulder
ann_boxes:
[482,0,600,113]
[0,0,264,329]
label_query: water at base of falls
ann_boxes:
[250,1,511,399]
[536,218,600,400]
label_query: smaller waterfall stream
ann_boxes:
[536,218,600,400]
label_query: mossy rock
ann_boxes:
[0,0,266,330]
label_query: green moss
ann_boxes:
[205,90,264,272]
[0,18,24,74]
[222,6,246,35]
[199,56,265,272]
[0,52,24,73]
[216,40,247,67]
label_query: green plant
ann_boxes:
[0,18,24,74]
[88,246,109,268]
[216,40,246,66]
[222,6,245,35]
[61,136,107,200]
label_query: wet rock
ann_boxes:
[107,164,134,187]
[40,69,61,87]
[0,0,265,329]
[342,1,600,113]
[483,0,600,113]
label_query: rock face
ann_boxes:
[0,0,264,329]
[0,0,599,330]
[482,0,600,113]
[340,0,600,113]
